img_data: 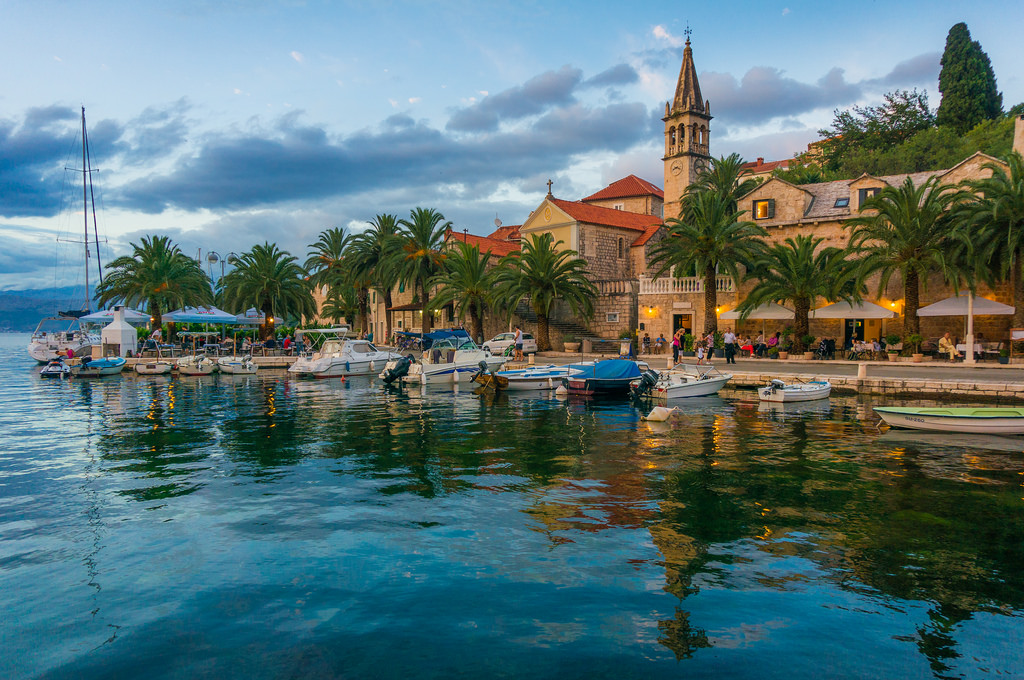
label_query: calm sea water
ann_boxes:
[1,333,1022,679]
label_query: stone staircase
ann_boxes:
[513,300,591,340]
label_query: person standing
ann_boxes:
[704,331,715,363]
[723,327,737,364]
[513,325,524,361]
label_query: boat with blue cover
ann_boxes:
[70,356,127,378]
[561,359,649,396]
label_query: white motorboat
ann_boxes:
[70,356,127,378]
[404,336,505,384]
[874,407,1024,435]
[491,363,592,391]
[632,363,731,400]
[288,332,402,378]
[218,355,259,375]
[758,378,832,402]
[28,317,99,363]
[135,359,173,375]
[176,355,218,376]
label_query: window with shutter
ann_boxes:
[753,199,775,220]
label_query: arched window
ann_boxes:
[669,126,677,152]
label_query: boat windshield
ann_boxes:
[32,317,82,336]
[296,328,351,351]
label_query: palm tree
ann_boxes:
[397,207,451,333]
[349,214,403,340]
[960,152,1024,327]
[649,190,767,336]
[738,235,861,352]
[845,176,965,336]
[429,241,494,343]
[305,227,350,324]
[95,235,212,329]
[220,242,316,339]
[492,233,597,351]
[688,153,759,210]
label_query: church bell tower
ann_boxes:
[663,34,712,220]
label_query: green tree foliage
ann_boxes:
[960,153,1024,327]
[689,153,759,208]
[95,235,213,329]
[650,188,767,336]
[398,208,451,333]
[936,22,1002,134]
[845,177,966,336]
[429,241,494,343]
[492,233,597,351]
[304,227,350,320]
[349,214,403,341]
[220,242,316,339]
[739,235,861,352]
[817,89,935,171]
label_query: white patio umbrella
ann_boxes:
[721,302,795,337]
[809,301,895,319]
[79,307,151,325]
[163,305,238,324]
[918,293,1015,365]
[234,308,284,326]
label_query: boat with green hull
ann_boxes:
[874,406,1024,434]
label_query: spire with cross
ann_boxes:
[684,23,692,46]
[546,179,553,197]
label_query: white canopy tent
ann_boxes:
[80,307,151,326]
[918,293,1015,365]
[721,302,795,337]
[809,301,895,319]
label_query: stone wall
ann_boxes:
[579,225,639,279]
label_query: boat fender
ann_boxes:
[345,361,350,373]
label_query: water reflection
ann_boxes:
[2,336,1023,679]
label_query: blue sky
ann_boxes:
[2,0,1022,291]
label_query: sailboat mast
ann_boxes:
[82,106,90,312]
[83,109,104,286]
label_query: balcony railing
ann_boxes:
[638,275,734,295]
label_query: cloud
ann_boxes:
[701,66,862,124]
[872,52,941,87]
[782,8,791,16]
[290,51,304,63]
[582,64,639,89]
[446,65,583,132]
[652,25,684,48]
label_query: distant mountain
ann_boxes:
[0,286,94,331]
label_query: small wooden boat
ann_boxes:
[478,363,592,391]
[759,378,831,402]
[135,360,173,375]
[562,360,648,396]
[176,355,218,376]
[218,355,258,375]
[633,363,731,400]
[874,406,1024,434]
[70,356,127,378]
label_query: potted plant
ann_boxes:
[768,347,780,360]
[999,347,1010,364]
[779,326,793,359]
[682,334,695,357]
[801,334,816,360]
[907,334,924,362]
[712,330,725,358]
[563,334,581,353]
[885,333,901,361]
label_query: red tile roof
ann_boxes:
[582,175,664,201]
[487,224,521,241]
[631,223,663,247]
[446,230,520,257]
[550,198,662,232]
[741,157,793,174]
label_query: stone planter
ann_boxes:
[778,352,789,360]
[912,353,924,363]
[563,342,581,352]
[802,352,815,360]
[999,356,1010,364]
[769,353,779,360]
[888,352,898,362]
[713,349,725,358]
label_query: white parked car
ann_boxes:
[483,332,538,356]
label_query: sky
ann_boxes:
[2,0,1022,292]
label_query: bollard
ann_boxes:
[528,353,535,365]
[857,362,867,380]
[667,356,674,369]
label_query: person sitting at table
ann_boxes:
[655,334,666,354]
[242,337,251,352]
[283,334,293,354]
[739,336,754,357]
[938,332,959,362]
[766,332,780,355]
[641,333,651,355]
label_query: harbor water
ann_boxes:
[1,333,1022,679]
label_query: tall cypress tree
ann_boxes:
[936,23,1002,134]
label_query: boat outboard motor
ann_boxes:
[380,355,414,384]
[470,360,490,382]
[768,378,786,393]
[631,369,660,398]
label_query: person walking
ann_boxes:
[723,327,737,364]
[513,325,524,361]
